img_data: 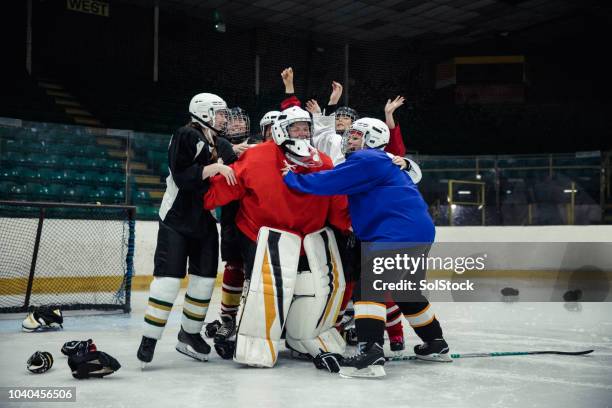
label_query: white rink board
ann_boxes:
[133,223,612,275]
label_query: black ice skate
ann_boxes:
[213,316,237,360]
[339,342,386,378]
[22,307,63,332]
[414,338,452,362]
[343,327,358,346]
[137,336,157,368]
[214,316,236,343]
[176,327,210,362]
[389,336,405,354]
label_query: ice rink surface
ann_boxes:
[1,288,611,408]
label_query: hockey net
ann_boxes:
[0,200,135,313]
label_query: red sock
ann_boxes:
[385,300,404,341]
[220,261,244,319]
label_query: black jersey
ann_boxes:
[158,125,236,237]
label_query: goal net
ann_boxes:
[0,200,135,313]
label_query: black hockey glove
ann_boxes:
[346,231,356,249]
[313,351,343,373]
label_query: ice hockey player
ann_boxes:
[204,107,260,358]
[280,67,413,353]
[136,93,236,367]
[204,106,351,366]
[259,110,280,141]
[283,118,450,378]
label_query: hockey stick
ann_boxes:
[387,349,594,361]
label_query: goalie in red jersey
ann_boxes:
[204,106,351,367]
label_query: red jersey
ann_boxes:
[204,141,350,243]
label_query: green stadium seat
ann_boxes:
[1,166,20,181]
[70,157,92,169]
[9,183,28,198]
[16,167,39,181]
[3,139,24,153]
[98,172,125,186]
[5,152,29,165]
[62,185,95,202]
[106,160,124,170]
[40,154,62,167]
[91,187,113,203]
[112,188,125,203]
[27,153,48,164]
[32,184,61,201]
[71,171,95,184]
[48,143,74,155]
[133,190,150,204]
[0,181,16,195]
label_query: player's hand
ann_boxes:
[281,67,294,93]
[217,164,236,186]
[305,99,321,115]
[233,141,250,157]
[329,81,343,105]
[384,95,405,115]
[313,351,343,373]
[281,160,297,176]
[391,155,407,170]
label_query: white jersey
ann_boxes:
[311,113,345,165]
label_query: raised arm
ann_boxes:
[280,67,301,110]
[324,81,343,115]
[384,96,406,156]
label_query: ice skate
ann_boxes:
[414,338,452,362]
[176,327,210,362]
[339,342,386,378]
[137,336,157,369]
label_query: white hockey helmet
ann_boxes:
[189,93,229,133]
[272,107,321,168]
[341,117,390,155]
[259,110,281,137]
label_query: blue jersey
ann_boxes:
[284,149,435,243]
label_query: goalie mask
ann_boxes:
[272,107,322,168]
[189,93,229,136]
[341,118,390,156]
[227,107,251,144]
[259,110,280,140]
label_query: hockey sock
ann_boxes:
[220,261,244,320]
[401,302,443,342]
[143,277,181,340]
[335,280,356,328]
[181,275,215,334]
[353,301,385,344]
[385,301,404,340]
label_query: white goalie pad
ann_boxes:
[234,227,301,367]
[285,227,346,357]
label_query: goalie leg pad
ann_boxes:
[234,227,301,367]
[286,227,346,357]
